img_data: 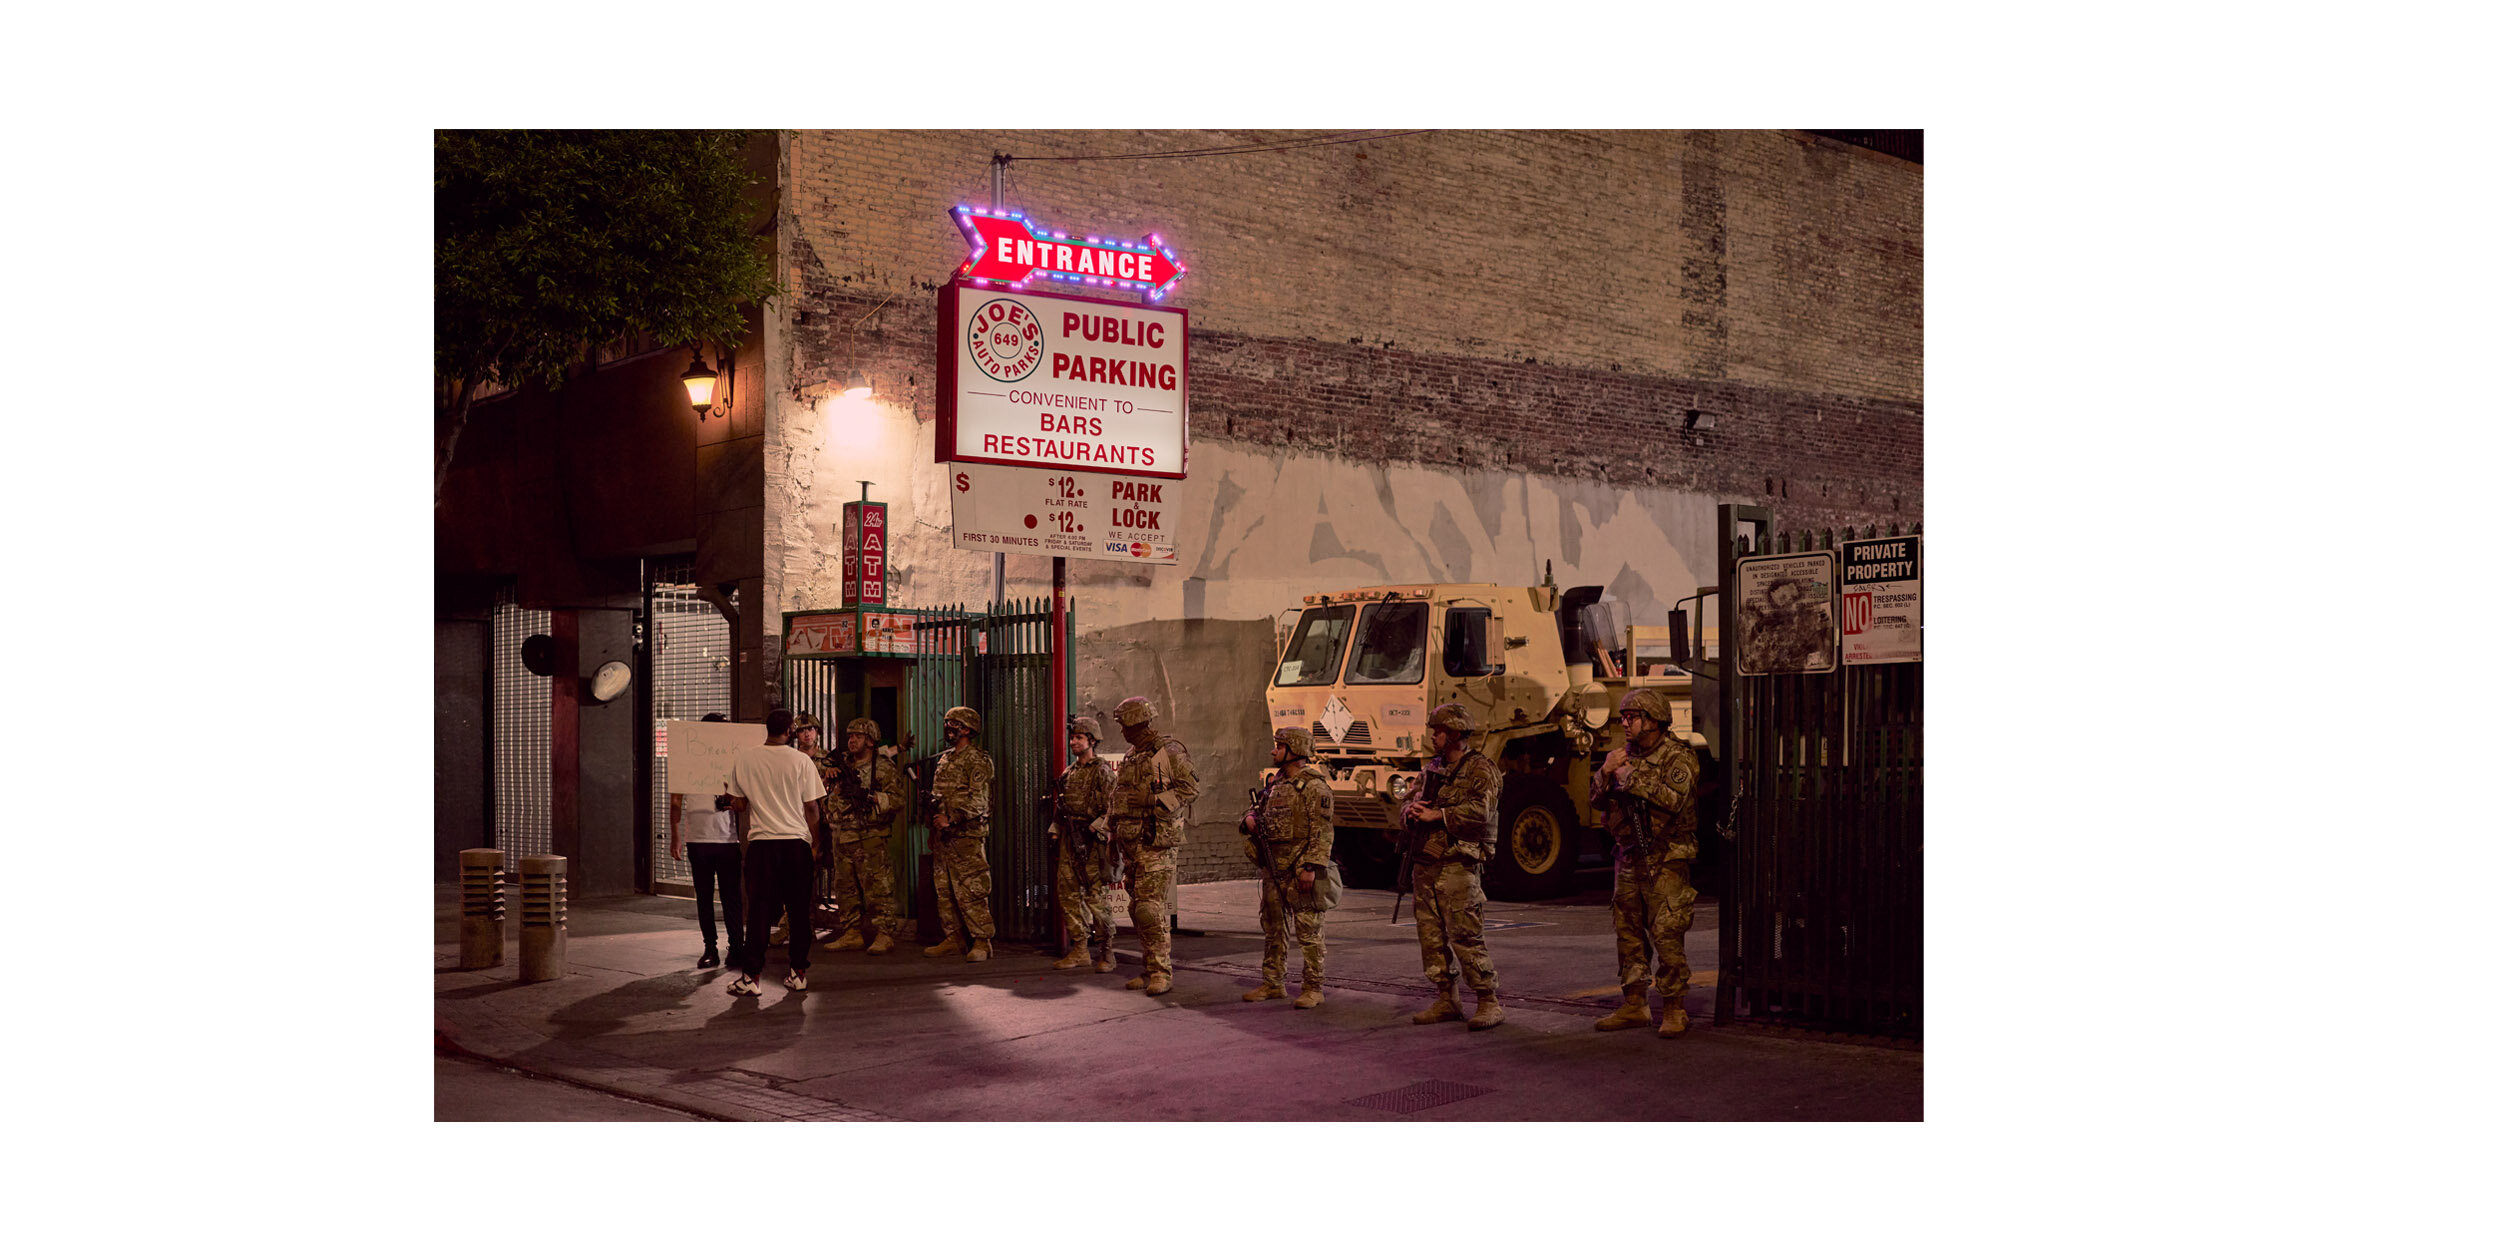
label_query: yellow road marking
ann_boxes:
[1563,970,1716,998]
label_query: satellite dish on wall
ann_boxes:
[589,661,632,704]
[520,634,558,677]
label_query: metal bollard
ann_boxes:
[458,848,506,969]
[518,855,568,982]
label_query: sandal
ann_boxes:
[782,970,808,992]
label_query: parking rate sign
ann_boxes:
[949,463,1179,565]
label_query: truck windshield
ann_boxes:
[1347,601,1427,684]
[1274,605,1357,686]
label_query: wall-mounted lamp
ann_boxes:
[842,369,873,401]
[681,351,721,417]
[1684,409,1716,431]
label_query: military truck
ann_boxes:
[1262,576,1719,901]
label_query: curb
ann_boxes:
[435,1023,755,1122]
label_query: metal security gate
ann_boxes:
[782,600,1070,943]
[1715,517,1924,1039]
[490,586,551,874]
[966,599,1072,944]
[648,562,733,891]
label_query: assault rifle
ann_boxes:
[1051,762,1121,882]
[1241,774,1284,878]
[898,731,946,834]
[1593,756,1652,859]
[1390,761,1447,924]
[831,751,875,821]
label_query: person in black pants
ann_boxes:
[725,708,826,997]
[669,715,744,968]
[670,715,745,965]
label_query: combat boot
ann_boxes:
[1125,975,1149,990]
[823,930,867,953]
[1656,1006,1690,1038]
[965,940,991,962]
[1144,973,1173,996]
[1052,950,1090,970]
[924,937,965,958]
[1092,958,1117,974]
[1411,989,1464,1025]
[1468,993,1506,1031]
[770,921,791,947]
[1243,983,1288,1002]
[865,932,895,955]
[1291,986,1325,1009]
[1595,992,1652,1032]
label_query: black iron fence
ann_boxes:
[1716,521,1923,1038]
[780,600,1071,944]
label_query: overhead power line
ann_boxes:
[1001,130,1438,164]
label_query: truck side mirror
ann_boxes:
[1668,609,1691,667]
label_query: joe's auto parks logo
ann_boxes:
[966,298,1045,382]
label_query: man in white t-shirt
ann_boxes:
[725,708,826,997]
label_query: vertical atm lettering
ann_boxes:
[843,500,889,607]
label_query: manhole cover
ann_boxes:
[1347,1079,1495,1115]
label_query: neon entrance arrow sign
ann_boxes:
[952,207,1187,301]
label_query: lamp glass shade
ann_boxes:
[842,370,872,400]
[680,358,719,410]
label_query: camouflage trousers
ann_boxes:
[828,833,901,937]
[1612,852,1698,1003]
[1256,872,1326,989]
[1120,839,1175,978]
[1411,857,1498,995]
[932,831,996,942]
[1055,838,1116,959]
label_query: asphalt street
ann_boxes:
[434,873,1920,1121]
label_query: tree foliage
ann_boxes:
[434,129,780,501]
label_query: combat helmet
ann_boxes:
[1068,715,1103,744]
[844,717,882,744]
[1619,687,1675,723]
[1113,696,1158,728]
[790,711,825,737]
[944,705,982,733]
[1426,702,1476,735]
[1273,726,1315,760]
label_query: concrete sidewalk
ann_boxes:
[434,877,1921,1121]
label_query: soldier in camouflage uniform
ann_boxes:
[1109,696,1197,996]
[923,706,997,962]
[1591,687,1704,1038]
[820,717,909,955]
[1397,703,1506,1030]
[1241,727,1333,1008]
[1050,716,1122,973]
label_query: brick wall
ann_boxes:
[770,129,1921,882]
[778,128,1920,535]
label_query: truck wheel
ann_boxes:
[1488,779,1577,901]
[1338,837,1400,891]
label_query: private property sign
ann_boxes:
[938,281,1187,480]
[949,463,1179,565]
[1840,535,1922,665]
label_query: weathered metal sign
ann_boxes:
[1734,552,1840,676]
[948,462,1178,565]
[841,499,888,606]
